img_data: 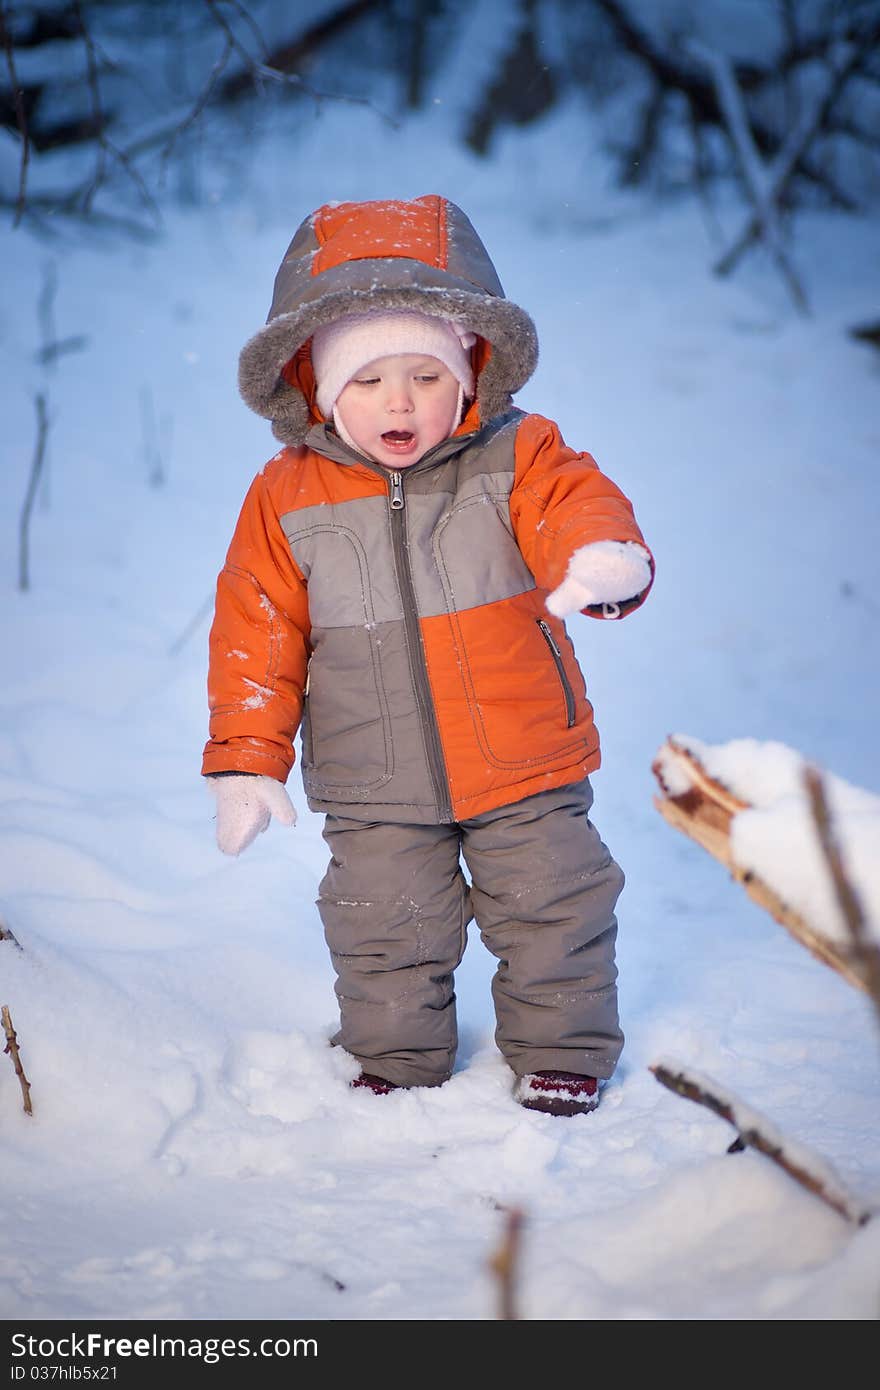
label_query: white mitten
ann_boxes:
[209,774,297,856]
[546,541,652,619]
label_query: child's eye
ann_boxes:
[415,374,439,384]
[353,376,379,386]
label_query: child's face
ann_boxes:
[335,354,461,468]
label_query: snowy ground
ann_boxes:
[1,94,879,1321]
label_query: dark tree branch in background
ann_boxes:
[689,38,810,312]
[403,0,435,110]
[590,0,875,210]
[75,0,107,205]
[218,0,378,102]
[160,27,234,171]
[0,0,393,230]
[0,0,30,223]
[0,0,876,286]
[74,0,159,221]
[209,0,396,125]
[464,0,557,156]
[709,37,869,297]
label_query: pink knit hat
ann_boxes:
[311,311,476,416]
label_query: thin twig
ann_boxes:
[651,1061,872,1226]
[488,1206,524,1320]
[73,0,161,223]
[160,31,234,170]
[804,765,880,1029]
[2,1005,33,1116]
[18,393,50,592]
[74,0,107,210]
[0,0,30,225]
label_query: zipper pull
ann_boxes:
[537,617,562,657]
[389,472,405,510]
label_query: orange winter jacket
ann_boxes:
[203,196,653,824]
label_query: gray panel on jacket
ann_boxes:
[281,497,404,629]
[301,618,438,811]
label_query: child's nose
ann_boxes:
[386,383,414,412]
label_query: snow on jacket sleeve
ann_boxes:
[509,414,654,618]
[202,461,310,781]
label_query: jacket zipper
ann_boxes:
[388,470,454,821]
[537,619,577,728]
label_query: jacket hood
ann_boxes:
[238,195,539,447]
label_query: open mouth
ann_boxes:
[381,430,416,450]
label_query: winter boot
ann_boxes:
[350,1071,399,1095]
[515,1070,599,1116]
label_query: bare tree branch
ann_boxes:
[688,38,810,311]
[709,37,869,291]
[217,0,378,102]
[590,0,868,210]
[160,29,234,171]
[73,0,160,223]
[209,0,397,126]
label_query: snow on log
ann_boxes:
[652,735,880,994]
[651,1058,874,1226]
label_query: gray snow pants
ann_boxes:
[317,778,625,1088]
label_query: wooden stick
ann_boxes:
[488,1206,524,1320]
[2,1005,33,1116]
[651,1062,872,1226]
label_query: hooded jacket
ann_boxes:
[203,195,653,824]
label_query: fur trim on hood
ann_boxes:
[238,195,539,447]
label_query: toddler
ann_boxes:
[203,195,653,1116]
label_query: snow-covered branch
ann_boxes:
[651,1059,873,1226]
[653,736,880,994]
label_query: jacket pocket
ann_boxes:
[300,626,392,793]
[537,618,576,728]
